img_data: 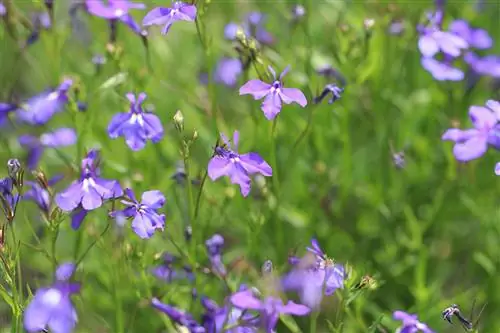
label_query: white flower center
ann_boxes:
[114,9,125,17]
[82,178,97,192]
[42,288,62,307]
[47,91,59,101]
[230,157,240,163]
[129,113,144,126]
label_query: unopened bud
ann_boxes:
[33,170,50,190]
[7,159,21,180]
[192,130,198,141]
[173,110,184,132]
[184,225,192,242]
[262,260,273,274]
[363,18,375,30]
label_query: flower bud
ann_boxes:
[173,110,184,132]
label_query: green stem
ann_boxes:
[310,310,319,333]
[75,222,111,267]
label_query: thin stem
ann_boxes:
[75,221,111,267]
[310,310,319,333]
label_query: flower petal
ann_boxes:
[418,35,439,57]
[239,80,271,99]
[261,92,282,120]
[141,190,165,209]
[453,136,488,162]
[279,88,307,107]
[142,7,171,26]
[40,128,77,147]
[469,105,497,129]
[230,290,263,310]
[238,153,272,176]
[208,157,232,181]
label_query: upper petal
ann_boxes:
[279,88,307,107]
[108,112,132,138]
[40,128,77,147]
[230,290,263,310]
[238,152,272,176]
[141,190,165,209]
[207,157,232,181]
[177,4,197,21]
[469,105,497,129]
[55,182,83,211]
[142,7,171,26]
[239,80,271,99]
[55,263,76,281]
[279,301,311,316]
[418,35,439,57]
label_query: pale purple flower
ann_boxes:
[421,57,464,81]
[215,58,243,87]
[142,1,197,35]
[231,289,310,333]
[0,176,18,216]
[205,234,226,276]
[107,92,163,151]
[0,2,5,16]
[55,149,123,212]
[393,311,435,333]
[208,131,272,197]
[449,20,492,50]
[18,128,77,170]
[239,66,307,120]
[464,52,500,78]
[113,188,165,239]
[281,239,346,308]
[201,293,258,333]
[152,298,205,332]
[224,12,273,45]
[16,80,73,125]
[24,175,63,216]
[442,100,500,161]
[151,253,194,282]
[23,263,80,333]
[291,5,306,20]
[85,0,145,35]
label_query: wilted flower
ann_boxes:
[18,128,77,170]
[449,20,492,50]
[24,176,61,216]
[421,57,464,81]
[393,311,435,333]
[16,80,73,125]
[24,263,80,333]
[55,149,123,212]
[85,0,145,35]
[313,84,344,104]
[205,234,226,276]
[215,58,243,87]
[442,100,500,161]
[107,92,164,151]
[208,131,272,197]
[0,177,18,221]
[239,66,307,120]
[142,1,197,35]
[152,298,205,332]
[230,289,310,333]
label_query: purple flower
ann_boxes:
[205,234,226,276]
[85,0,145,35]
[18,128,77,170]
[215,58,243,87]
[239,66,307,120]
[449,20,492,50]
[16,80,73,125]
[231,289,310,333]
[142,1,197,35]
[0,2,5,16]
[24,176,63,216]
[151,298,205,333]
[418,14,468,58]
[393,311,435,333]
[55,149,123,212]
[291,5,306,20]
[313,84,344,104]
[442,100,500,161]
[0,177,18,218]
[208,131,272,197]
[23,262,80,333]
[464,52,500,78]
[201,294,258,333]
[151,253,194,282]
[107,92,163,151]
[281,239,346,309]
[113,188,165,239]
[224,12,273,45]
[0,103,17,126]
[421,57,464,81]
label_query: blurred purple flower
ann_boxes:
[449,20,492,50]
[313,84,344,104]
[215,58,243,87]
[85,0,145,35]
[282,239,345,309]
[442,100,500,161]
[421,57,464,81]
[239,66,307,120]
[291,5,306,20]
[0,177,18,217]
[18,128,77,170]
[108,92,163,151]
[151,253,194,282]
[113,188,165,239]
[208,131,272,197]
[225,11,273,45]
[205,234,226,276]
[464,52,500,78]
[0,103,17,126]
[418,29,468,58]
[55,149,123,212]
[201,293,258,333]
[142,1,196,35]
[152,298,205,332]
[388,21,405,35]
[24,262,80,333]
[24,176,63,216]
[231,289,310,333]
[393,311,435,333]
[0,3,5,16]
[16,79,73,125]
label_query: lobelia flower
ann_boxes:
[464,52,500,78]
[18,128,77,170]
[449,20,492,50]
[230,289,310,333]
[107,92,164,151]
[16,80,73,125]
[214,58,243,87]
[291,5,306,21]
[201,293,258,333]
[224,12,273,45]
[442,100,500,161]
[0,103,17,126]
[205,234,226,276]
[24,175,63,217]
[23,262,80,333]
[151,252,194,283]
[393,311,435,333]
[239,66,307,120]
[151,298,206,333]
[112,188,165,239]
[313,84,344,104]
[0,177,19,220]
[85,0,145,36]
[55,149,123,213]
[281,239,346,309]
[0,2,5,16]
[142,1,197,35]
[208,131,272,197]
[421,57,464,81]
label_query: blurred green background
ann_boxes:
[1,0,500,332]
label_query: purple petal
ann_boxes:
[486,100,500,119]
[239,80,271,99]
[26,147,44,170]
[142,113,164,142]
[81,187,103,210]
[224,22,239,40]
[228,163,252,197]
[108,112,132,138]
[421,58,464,81]
[279,66,291,80]
[23,288,53,332]
[142,7,171,26]
[279,301,311,316]
[230,290,263,310]
[55,263,76,281]
[279,88,307,107]
[124,126,147,151]
[495,162,500,175]
[214,58,243,87]
[86,0,122,19]
[437,32,468,57]
[40,128,77,147]
[442,128,478,142]
[46,298,78,333]
[238,153,272,176]
[18,135,40,148]
[393,310,417,323]
[131,212,164,239]
[453,136,488,161]
[55,182,83,212]
[119,14,142,35]
[208,157,232,181]
[71,209,88,230]
[177,4,197,21]
[232,131,240,151]
[418,35,439,57]
[470,28,492,49]
[469,106,496,129]
[261,93,282,120]
[141,190,165,209]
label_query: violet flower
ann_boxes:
[201,293,258,333]
[0,2,5,16]
[142,1,197,35]
[16,80,73,125]
[0,103,17,126]
[55,149,123,212]
[421,57,464,81]
[230,289,310,333]
[442,100,500,161]
[281,239,346,309]
[239,66,307,120]
[107,92,164,151]
[85,0,145,35]
[152,298,205,333]
[18,128,77,170]
[208,131,272,197]
[449,20,492,50]
[225,12,273,45]
[205,234,226,276]
[151,253,194,282]
[24,175,63,216]
[215,58,243,87]
[113,188,165,239]
[0,177,18,219]
[464,52,500,78]
[24,263,80,333]
[313,84,344,104]
[393,311,435,333]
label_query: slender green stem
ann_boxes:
[75,221,111,267]
[310,310,319,333]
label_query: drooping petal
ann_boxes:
[142,7,171,26]
[441,128,478,142]
[239,80,272,99]
[123,126,147,151]
[228,162,252,197]
[238,152,272,176]
[142,113,164,142]
[486,100,500,119]
[141,190,165,209]
[279,301,311,316]
[131,212,163,239]
[46,298,78,333]
[469,105,497,129]
[230,290,263,310]
[23,288,52,332]
[26,146,45,170]
[207,157,232,180]
[453,136,488,161]
[55,182,83,211]
[81,187,103,210]
[71,208,88,230]
[279,88,307,107]
[261,92,282,120]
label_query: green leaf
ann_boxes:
[279,314,301,333]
